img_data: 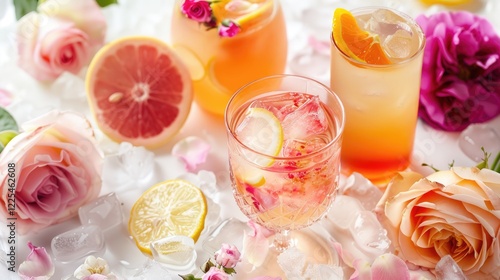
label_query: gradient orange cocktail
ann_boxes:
[330,7,425,185]
[171,0,288,116]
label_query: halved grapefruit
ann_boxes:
[86,36,193,149]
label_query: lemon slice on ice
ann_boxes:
[128,179,207,255]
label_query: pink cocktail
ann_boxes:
[225,75,345,251]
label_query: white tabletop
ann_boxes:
[0,0,499,279]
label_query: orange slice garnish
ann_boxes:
[332,8,391,65]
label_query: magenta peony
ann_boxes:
[416,11,500,131]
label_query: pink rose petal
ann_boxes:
[243,220,274,267]
[370,254,410,280]
[18,242,55,280]
[172,136,211,172]
[351,258,372,280]
[0,88,13,107]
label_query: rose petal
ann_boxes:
[370,253,410,280]
[243,220,272,267]
[351,258,372,280]
[172,136,211,172]
[18,242,55,280]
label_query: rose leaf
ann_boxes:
[14,0,38,20]
[95,0,118,8]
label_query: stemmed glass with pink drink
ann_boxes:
[225,75,345,275]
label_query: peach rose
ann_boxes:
[0,111,102,234]
[16,0,106,81]
[376,167,500,279]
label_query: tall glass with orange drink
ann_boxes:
[330,7,425,185]
[170,0,288,116]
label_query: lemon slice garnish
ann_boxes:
[128,179,207,255]
[235,107,283,187]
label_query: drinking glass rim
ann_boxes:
[331,6,427,68]
[224,74,345,161]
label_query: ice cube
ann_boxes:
[102,142,155,191]
[362,9,400,40]
[282,137,327,157]
[129,259,180,280]
[150,235,197,273]
[382,29,418,59]
[277,246,306,277]
[341,173,383,211]
[225,0,258,15]
[435,255,467,280]
[304,264,344,280]
[350,211,391,254]
[249,92,311,121]
[202,218,247,254]
[51,225,105,262]
[78,192,123,231]
[458,117,500,162]
[281,95,327,140]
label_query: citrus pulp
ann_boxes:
[86,36,193,149]
[332,8,391,65]
[128,179,207,255]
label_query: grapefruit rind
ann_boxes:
[85,36,193,149]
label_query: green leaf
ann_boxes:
[0,130,19,153]
[14,0,39,20]
[178,274,200,280]
[0,107,19,132]
[491,152,500,173]
[95,0,118,8]
[223,267,236,275]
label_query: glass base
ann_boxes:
[235,225,339,279]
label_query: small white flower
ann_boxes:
[74,256,117,279]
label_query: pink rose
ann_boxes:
[181,0,213,23]
[202,267,230,280]
[16,0,106,81]
[376,168,500,279]
[18,242,54,280]
[214,243,241,268]
[0,111,102,234]
[218,20,240,37]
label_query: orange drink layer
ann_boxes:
[171,0,288,116]
[330,7,425,185]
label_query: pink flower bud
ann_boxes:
[218,20,240,37]
[214,243,241,268]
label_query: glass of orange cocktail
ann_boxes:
[170,0,288,116]
[225,75,344,276]
[330,7,425,185]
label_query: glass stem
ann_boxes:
[273,230,291,252]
